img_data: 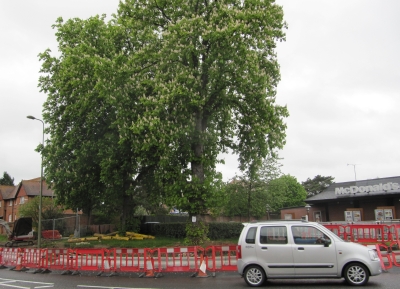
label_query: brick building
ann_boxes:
[281,176,400,222]
[0,178,56,234]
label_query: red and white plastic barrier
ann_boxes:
[2,225,400,275]
[0,247,19,269]
[156,246,198,275]
[205,245,238,275]
[323,223,400,244]
[0,246,237,276]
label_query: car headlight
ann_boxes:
[368,250,379,261]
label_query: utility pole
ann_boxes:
[347,164,358,181]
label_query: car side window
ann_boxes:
[260,226,287,244]
[292,226,330,245]
[245,227,257,244]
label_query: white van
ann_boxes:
[237,220,382,287]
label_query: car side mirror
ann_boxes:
[322,238,331,247]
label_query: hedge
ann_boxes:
[141,222,244,240]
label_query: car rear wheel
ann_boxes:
[244,265,266,287]
[344,263,369,286]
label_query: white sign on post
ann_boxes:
[192,216,196,223]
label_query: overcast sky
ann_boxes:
[1,0,399,185]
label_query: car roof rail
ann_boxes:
[249,219,309,223]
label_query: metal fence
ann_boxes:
[41,216,81,238]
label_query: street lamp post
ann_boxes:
[27,115,44,248]
[305,204,311,221]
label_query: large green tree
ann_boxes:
[224,153,283,220]
[113,0,288,217]
[38,15,161,230]
[302,175,335,197]
[224,177,268,220]
[0,172,14,186]
[39,0,288,233]
[266,175,307,212]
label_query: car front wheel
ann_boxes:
[344,263,369,286]
[244,265,266,287]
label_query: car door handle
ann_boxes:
[297,247,305,250]
[261,247,268,250]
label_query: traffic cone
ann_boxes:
[144,255,155,277]
[196,254,209,278]
[12,250,28,272]
[105,258,117,277]
[97,257,117,277]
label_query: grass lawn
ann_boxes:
[0,234,7,242]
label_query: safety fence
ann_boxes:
[0,245,238,277]
[322,223,400,272]
[323,223,400,244]
[372,242,400,271]
[3,223,400,275]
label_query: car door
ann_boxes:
[255,225,295,277]
[291,225,338,277]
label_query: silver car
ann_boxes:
[237,220,382,287]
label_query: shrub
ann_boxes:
[185,221,209,246]
[208,222,244,240]
[141,222,243,241]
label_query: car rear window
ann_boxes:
[245,227,257,244]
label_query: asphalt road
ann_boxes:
[0,267,399,289]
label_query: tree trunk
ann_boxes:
[191,111,205,183]
[248,180,252,222]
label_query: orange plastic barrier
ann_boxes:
[1,242,397,274]
[4,224,400,274]
[0,247,3,268]
[0,247,19,269]
[67,248,105,274]
[324,224,351,241]
[42,248,72,272]
[111,247,146,274]
[389,225,400,242]
[22,248,44,272]
[351,224,392,243]
[156,246,199,275]
[375,243,392,271]
[324,223,400,244]
[206,245,238,274]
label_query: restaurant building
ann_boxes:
[281,176,400,222]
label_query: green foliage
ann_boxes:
[123,216,141,234]
[18,197,63,229]
[224,179,268,219]
[38,1,288,234]
[267,175,307,211]
[185,221,210,246]
[208,222,243,240]
[149,223,187,239]
[91,210,114,225]
[141,221,242,241]
[223,154,283,219]
[302,175,335,197]
[0,171,14,186]
[64,242,95,249]
[258,154,284,183]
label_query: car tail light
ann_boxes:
[237,245,242,259]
